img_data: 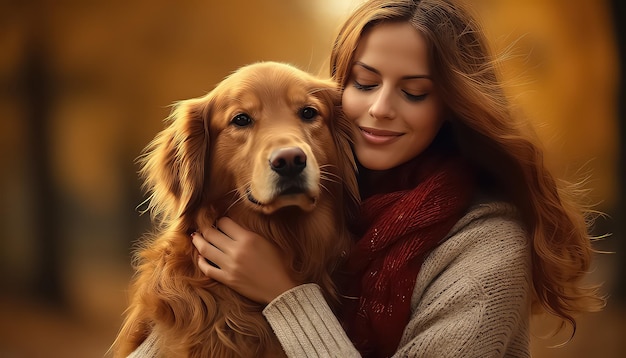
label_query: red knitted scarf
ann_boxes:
[339,153,474,357]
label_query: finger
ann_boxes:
[215,216,251,241]
[202,226,236,254]
[192,233,227,268]
[197,255,227,283]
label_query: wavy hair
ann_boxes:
[330,0,605,335]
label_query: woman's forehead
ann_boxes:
[354,22,431,77]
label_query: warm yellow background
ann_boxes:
[0,1,622,357]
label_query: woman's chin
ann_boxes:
[355,149,402,171]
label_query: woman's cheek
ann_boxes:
[341,87,366,122]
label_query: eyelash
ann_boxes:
[353,80,376,91]
[353,80,428,102]
[404,92,428,102]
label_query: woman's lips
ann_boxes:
[359,126,403,145]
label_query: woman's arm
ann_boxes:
[193,204,531,358]
[125,331,159,358]
[262,284,360,357]
[193,217,361,357]
[259,204,531,358]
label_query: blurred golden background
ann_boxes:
[0,0,623,357]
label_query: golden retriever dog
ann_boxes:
[112,62,358,357]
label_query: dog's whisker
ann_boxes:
[225,187,240,198]
[224,197,245,215]
[319,182,340,202]
[224,185,249,214]
[320,169,343,185]
[319,169,341,179]
[318,163,338,171]
[319,165,343,179]
[320,175,340,186]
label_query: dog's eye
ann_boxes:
[299,107,318,121]
[231,113,253,127]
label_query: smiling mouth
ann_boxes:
[359,127,403,145]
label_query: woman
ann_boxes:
[142,0,605,356]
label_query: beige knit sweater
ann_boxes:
[128,201,531,357]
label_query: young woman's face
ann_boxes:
[342,22,445,171]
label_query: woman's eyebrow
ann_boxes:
[354,61,380,75]
[354,61,432,80]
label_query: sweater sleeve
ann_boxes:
[262,283,361,357]
[126,330,160,358]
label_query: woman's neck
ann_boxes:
[357,154,427,200]
[357,166,390,200]
[356,142,462,200]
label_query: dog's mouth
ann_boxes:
[246,186,317,214]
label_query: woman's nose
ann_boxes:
[368,87,396,120]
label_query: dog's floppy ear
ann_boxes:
[138,95,212,223]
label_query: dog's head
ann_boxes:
[139,62,358,228]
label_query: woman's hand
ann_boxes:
[192,217,300,304]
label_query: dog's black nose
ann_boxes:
[269,147,307,177]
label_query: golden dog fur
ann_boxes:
[112,62,358,357]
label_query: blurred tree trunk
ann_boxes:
[21,33,64,306]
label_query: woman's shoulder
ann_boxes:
[404,202,532,357]
[446,199,527,249]
[452,198,528,251]
[415,199,530,297]
[449,199,523,237]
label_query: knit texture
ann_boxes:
[128,202,532,357]
[340,154,474,357]
[126,329,158,358]
[263,201,531,357]
[262,284,360,358]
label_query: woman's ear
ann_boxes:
[138,95,211,222]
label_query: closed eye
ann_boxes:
[403,91,428,102]
[353,80,377,91]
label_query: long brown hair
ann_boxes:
[330,0,604,334]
